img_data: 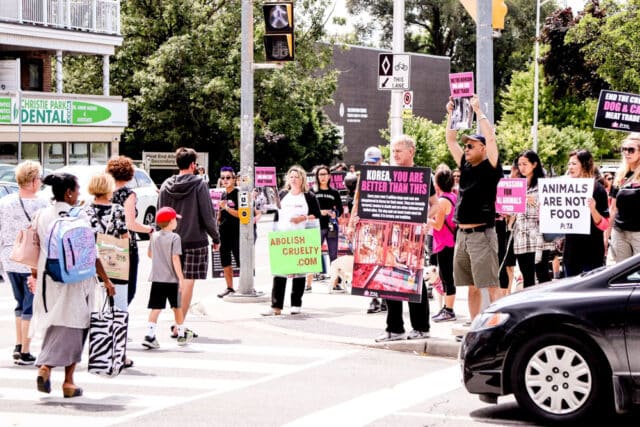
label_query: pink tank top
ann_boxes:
[432,192,457,253]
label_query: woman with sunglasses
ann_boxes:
[217,167,240,298]
[609,133,640,263]
[261,166,321,316]
[312,165,344,291]
[563,149,609,277]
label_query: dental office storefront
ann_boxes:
[0,92,127,169]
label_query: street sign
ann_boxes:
[378,54,411,90]
[402,90,413,110]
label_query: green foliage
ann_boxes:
[63,0,341,174]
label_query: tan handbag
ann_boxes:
[10,225,40,269]
[97,233,130,280]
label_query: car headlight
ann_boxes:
[470,312,510,331]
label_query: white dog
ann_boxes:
[423,265,444,308]
[329,255,354,291]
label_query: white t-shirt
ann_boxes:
[277,192,308,231]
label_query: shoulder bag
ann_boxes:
[96,208,130,280]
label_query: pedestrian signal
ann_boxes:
[263,2,294,62]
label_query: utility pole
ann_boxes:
[238,0,257,296]
[389,0,405,140]
[476,0,494,125]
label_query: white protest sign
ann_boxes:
[538,177,594,235]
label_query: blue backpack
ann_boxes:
[45,208,96,283]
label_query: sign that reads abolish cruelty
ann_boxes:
[357,165,431,224]
[268,228,323,276]
[538,177,594,235]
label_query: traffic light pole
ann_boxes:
[238,0,257,296]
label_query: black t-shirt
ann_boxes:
[611,171,640,231]
[313,187,344,230]
[563,180,609,265]
[454,156,502,226]
[219,188,240,234]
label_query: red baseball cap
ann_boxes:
[156,207,181,223]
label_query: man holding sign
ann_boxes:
[446,95,503,320]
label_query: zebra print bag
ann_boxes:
[88,295,128,377]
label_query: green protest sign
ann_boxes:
[268,228,323,276]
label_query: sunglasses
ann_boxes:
[220,176,234,180]
[464,143,476,150]
[621,146,637,154]
[606,176,614,181]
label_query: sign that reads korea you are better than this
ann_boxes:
[0,96,127,126]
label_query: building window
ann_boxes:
[44,143,65,169]
[21,143,40,162]
[90,143,108,164]
[23,60,43,91]
[0,143,17,164]
[69,142,88,165]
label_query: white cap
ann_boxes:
[363,146,382,164]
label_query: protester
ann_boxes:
[158,147,220,337]
[262,166,321,316]
[351,135,439,342]
[452,168,461,195]
[85,172,134,368]
[217,166,240,298]
[563,149,609,276]
[313,165,344,291]
[608,133,640,263]
[108,156,155,306]
[0,161,49,365]
[512,150,553,288]
[143,207,193,349]
[29,173,115,398]
[428,164,457,322]
[445,95,503,320]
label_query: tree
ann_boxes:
[63,0,342,174]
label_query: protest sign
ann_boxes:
[255,166,277,187]
[330,171,346,191]
[211,250,239,278]
[351,165,431,303]
[495,178,527,214]
[268,228,323,276]
[210,188,225,212]
[594,89,640,132]
[538,177,594,235]
[449,72,474,130]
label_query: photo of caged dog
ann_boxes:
[329,255,354,293]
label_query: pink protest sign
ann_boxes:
[255,167,277,187]
[495,178,527,214]
[449,72,474,98]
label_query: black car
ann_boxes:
[460,255,640,424]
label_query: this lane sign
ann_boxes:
[378,54,411,90]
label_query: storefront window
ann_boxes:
[21,143,40,162]
[44,143,65,169]
[0,143,17,164]
[69,142,89,165]
[90,143,109,164]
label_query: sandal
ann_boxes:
[62,386,83,398]
[36,366,51,394]
[123,359,134,369]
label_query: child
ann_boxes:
[142,207,193,348]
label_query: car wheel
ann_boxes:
[510,332,610,424]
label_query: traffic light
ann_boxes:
[263,2,294,62]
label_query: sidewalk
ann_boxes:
[176,214,470,359]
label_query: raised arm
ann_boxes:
[471,95,498,168]
[446,98,464,163]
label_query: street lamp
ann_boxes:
[532,0,550,153]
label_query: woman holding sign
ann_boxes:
[609,133,640,263]
[262,166,321,316]
[512,151,554,288]
[563,150,609,277]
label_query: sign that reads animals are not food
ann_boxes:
[538,177,594,235]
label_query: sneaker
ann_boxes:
[290,306,301,315]
[432,309,457,322]
[380,300,388,312]
[463,320,472,327]
[142,335,160,349]
[431,306,445,319]
[374,331,406,342]
[261,307,281,316]
[12,344,21,360]
[218,288,235,298]
[15,352,36,366]
[305,286,312,292]
[170,326,199,339]
[177,330,194,346]
[407,329,430,340]
[367,299,381,314]
[332,284,345,293]
[314,273,328,282]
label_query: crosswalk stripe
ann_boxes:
[2,413,110,427]
[129,355,296,374]
[0,387,178,408]
[0,367,251,391]
[283,365,463,427]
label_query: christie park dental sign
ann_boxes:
[0,97,127,126]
